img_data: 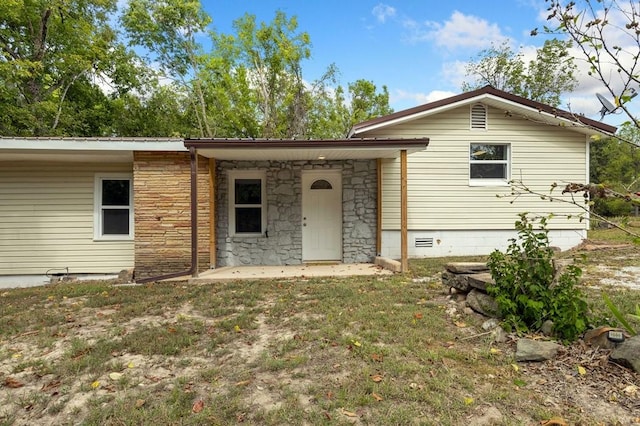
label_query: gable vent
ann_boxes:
[415,237,434,248]
[470,103,487,130]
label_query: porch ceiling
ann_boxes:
[184,138,429,160]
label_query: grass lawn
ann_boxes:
[1,227,639,425]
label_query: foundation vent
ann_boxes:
[415,237,434,248]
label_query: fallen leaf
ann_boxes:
[352,340,362,347]
[370,374,383,383]
[41,380,61,392]
[127,362,135,369]
[463,397,474,406]
[540,417,568,426]
[11,353,22,359]
[454,320,467,328]
[4,377,24,388]
[490,347,501,354]
[623,385,638,396]
[109,372,123,381]
[235,380,251,387]
[135,399,146,408]
[442,341,455,348]
[414,312,423,319]
[167,327,177,333]
[372,392,383,401]
[371,353,384,362]
[192,400,204,413]
[511,363,519,372]
[326,391,333,399]
[234,325,242,333]
[577,365,586,376]
[91,380,100,389]
[341,408,358,417]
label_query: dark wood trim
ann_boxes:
[190,147,199,277]
[185,138,429,150]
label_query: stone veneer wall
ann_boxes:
[133,152,211,280]
[216,159,377,267]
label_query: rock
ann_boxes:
[118,269,134,284]
[610,335,640,373]
[584,326,625,350]
[441,271,471,292]
[482,318,500,331]
[445,262,489,274]
[468,272,494,292]
[515,339,561,362]
[466,289,500,318]
[541,320,554,337]
[551,258,575,287]
[492,327,508,343]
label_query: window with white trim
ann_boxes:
[94,174,133,240]
[229,170,266,236]
[470,103,487,130]
[469,143,510,185]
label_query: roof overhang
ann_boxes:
[184,138,429,161]
[350,88,617,138]
[0,137,186,163]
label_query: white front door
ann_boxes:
[302,170,342,261]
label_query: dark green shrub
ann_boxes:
[487,214,588,342]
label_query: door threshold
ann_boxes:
[303,261,341,265]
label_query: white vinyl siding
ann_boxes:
[365,105,589,231]
[0,162,134,275]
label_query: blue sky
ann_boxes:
[200,1,630,126]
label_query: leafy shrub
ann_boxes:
[592,197,633,217]
[487,214,588,342]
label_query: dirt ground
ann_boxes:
[1,241,640,425]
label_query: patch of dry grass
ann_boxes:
[0,229,639,425]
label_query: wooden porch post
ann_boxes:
[376,158,382,256]
[400,150,408,273]
[209,158,216,268]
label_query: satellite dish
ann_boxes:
[596,93,617,119]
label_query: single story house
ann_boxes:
[0,86,616,282]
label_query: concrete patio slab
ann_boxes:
[188,263,393,283]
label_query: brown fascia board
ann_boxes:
[350,85,618,135]
[184,137,429,149]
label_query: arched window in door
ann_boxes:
[310,179,332,190]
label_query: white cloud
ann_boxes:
[390,89,456,108]
[372,3,396,23]
[405,11,510,49]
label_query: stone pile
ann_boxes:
[441,262,499,317]
[440,262,640,373]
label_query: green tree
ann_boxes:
[306,79,393,138]
[110,85,193,137]
[462,39,577,106]
[590,124,640,215]
[121,0,213,137]
[206,11,338,138]
[0,0,139,135]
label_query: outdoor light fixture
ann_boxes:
[318,156,326,160]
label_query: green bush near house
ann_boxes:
[487,214,589,342]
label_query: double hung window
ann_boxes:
[94,174,133,240]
